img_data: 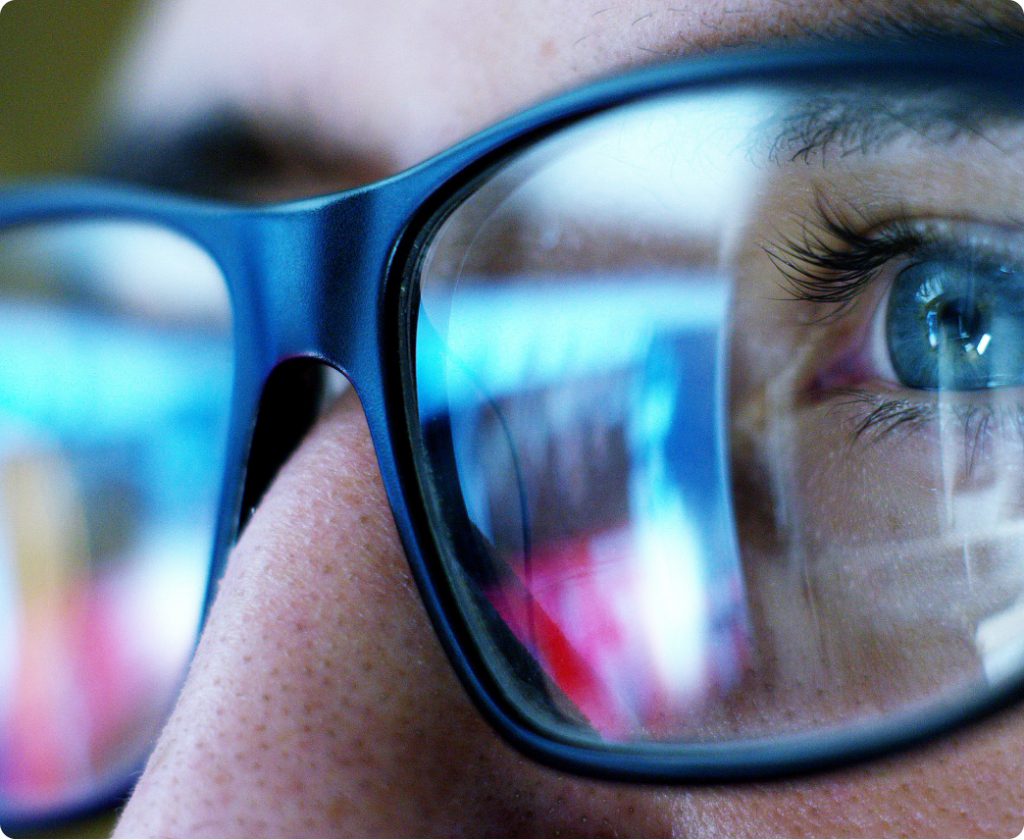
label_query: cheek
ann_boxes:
[695,706,1024,838]
[732,396,1024,721]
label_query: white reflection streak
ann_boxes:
[823,515,1024,638]
[964,542,975,593]
[629,350,708,706]
[516,93,778,238]
[44,224,229,322]
[0,516,14,719]
[936,355,959,542]
[977,596,1024,684]
[764,344,829,667]
[970,386,1024,678]
[117,528,208,682]
[635,490,707,705]
[933,371,1024,678]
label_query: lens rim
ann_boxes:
[0,199,259,831]
[385,44,1024,783]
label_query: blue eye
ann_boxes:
[886,258,1024,390]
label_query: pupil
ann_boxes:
[928,296,987,351]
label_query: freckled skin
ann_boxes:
[113,1,1024,836]
[117,393,669,837]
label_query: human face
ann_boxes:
[99,1,1024,836]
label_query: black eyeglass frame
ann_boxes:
[3,42,1024,830]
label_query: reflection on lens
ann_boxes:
[413,83,1024,750]
[417,276,746,737]
[0,221,233,816]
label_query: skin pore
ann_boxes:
[110,1,1024,836]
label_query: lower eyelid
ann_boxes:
[799,272,895,397]
[833,392,1024,462]
[831,392,936,442]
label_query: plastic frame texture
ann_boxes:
[3,42,1024,832]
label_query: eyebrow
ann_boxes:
[763,89,1022,164]
[96,2,1024,198]
[96,112,391,202]
[98,114,279,200]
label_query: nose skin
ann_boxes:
[112,389,659,838]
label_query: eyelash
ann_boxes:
[833,388,1024,478]
[762,194,924,320]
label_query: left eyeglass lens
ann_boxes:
[0,220,233,817]
[413,78,1024,754]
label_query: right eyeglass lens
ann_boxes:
[0,220,234,817]
[412,78,1024,749]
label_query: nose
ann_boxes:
[111,388,656,837]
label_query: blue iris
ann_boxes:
[886,258,1024,390]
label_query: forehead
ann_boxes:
[113,0,1023,177]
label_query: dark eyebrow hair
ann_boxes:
[96,113,280,200]
[96,1,1024,198]
[813,1,1024,47]
[659,0,1024,54]
[94,111,391,202]
[761,88,1021,164]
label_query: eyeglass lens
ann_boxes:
[0,221,234,814]
[414,81,1024,748]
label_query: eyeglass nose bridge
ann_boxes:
[241,181,423,391]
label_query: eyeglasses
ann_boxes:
[3,42,1024,828]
